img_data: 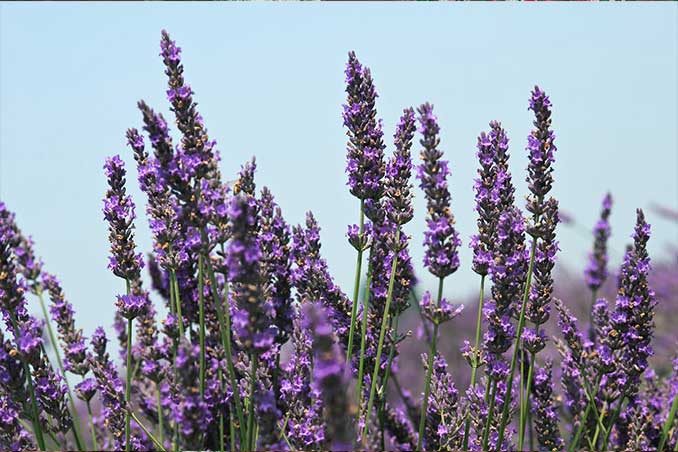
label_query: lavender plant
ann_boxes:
[0,30,675,452]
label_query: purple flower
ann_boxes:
[228,194,274,354]
[423,353,461,450]
[470,121,511,276]
[585,193,613,291]
[343,51,386,211]
[419,291,463,326]
[530,361,563,451]
[115,294,149,320]
[103,155,144,281]
[0,391,33,450]
[302,302,354,450]
[43,273,89,376]
[385,107,416,226]
[416,103,461,278]
[526,86,557,237]
[526,197,559,327]
[609,209,656,397]
[259,187,293,346]
[75,377,97,402]
[484,206,528,379]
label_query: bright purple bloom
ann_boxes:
[416,103,461,278]
[115,294,149,320]
[419,291,463,326]
[343,51,386,210]
[423,353,461,449]
[103,155,144,281]
[385,107,416,226]
[530,361,563,451]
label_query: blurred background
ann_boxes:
[1,3,676,379]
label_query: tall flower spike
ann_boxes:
[343,51,386,219]
[525,198,560,338]
[259,186,293,345]
[160,30,219,184]
[526,86,557,237]
[585,193,613,291]
[103,155,144,281]
[471,125,497,276]
[385,107,416,226]
[302,302,354,450]
[423,353,462,450]
[484,206,528,379]
[609,209,655,397]
[416,103,461,278]
[43,273,89,376]
[228,194,274,353]
[530,361,564,451]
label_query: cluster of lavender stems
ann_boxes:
[1,30,677,452]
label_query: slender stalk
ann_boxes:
[125,317,133,452]
[591,403,607,447]
[659,392,678,451]
[247,354,258,450]
[202,252,247,442]
[86,400,99,450]
[462,274,486,450]
[481,379,499,450]
[361,229,402,444]
[156,386,164,448]
[378,315,399,445]
[198,254,205,396]
[9,314,46,450]
[416,277,444,450]
[230,412,236,451]
[356,251,373,419]
[495,237,538,446]
[129,411,167,452]
[601,396,625,450]
[170,272,184,337]
[36,290,84,451]
[346,200,365,383]
[519,325,541,450]
[569,376,602,452]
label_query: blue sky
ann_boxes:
[1,3,676,339]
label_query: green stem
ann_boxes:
[360,228,402,444]
[379,315,399,446]
[462,274,485,450]
[198,254,205,397]
[156,386,164,448]
[416,277,444,450]
[125,317,133,452]
[495,237,538,447]
[346,200,365,383]
[569,376,602,452]
[659,392,678,451]
[247,354,258,450]
[86,400,99,450]
[481,379,499,450]
[129,411,167,452]
[519,348,537,450]
[602,396,625,450]
[356,250,374,419]
[170,272,185,338]
[230,412,236,451]
[37,290,84,450]
[202,244,247,442]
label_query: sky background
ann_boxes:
[1,3,677,341]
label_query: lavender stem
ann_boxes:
[495,237,538,446]
[416,276,444,450]
[355,250,373,421]
[129,411,167,452]
[346,200,366,390]
[361,228,402,444]
[86,399,98,450]
[659,392,678,450]
[198,253,205,396]
[462,274,486,449]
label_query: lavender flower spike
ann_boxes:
[416,102,461,278]
[303,302,354,450]
[385,107,416,227]
[103,155,144,282]
[530,361,564,451]
[585,192,613,292]
[343,51,386,210]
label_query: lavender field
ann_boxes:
[1,8,678,452]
